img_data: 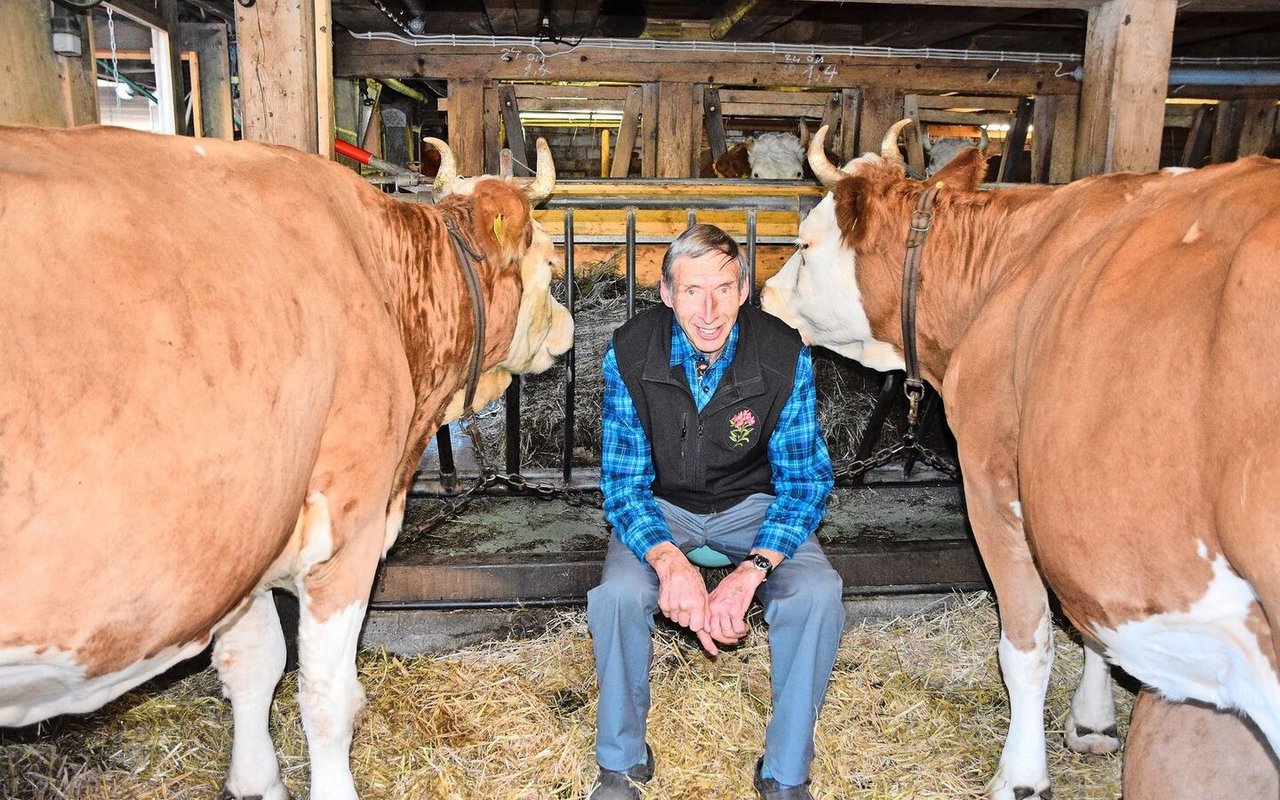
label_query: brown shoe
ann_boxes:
[753,758,813,800]
[588,745,655,800]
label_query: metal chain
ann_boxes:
[832,435,960,483]
[106,7,121,114]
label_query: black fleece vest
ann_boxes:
[612,305,803,514]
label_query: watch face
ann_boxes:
[750,554,772,573]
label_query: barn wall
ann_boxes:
[1,2,97,127]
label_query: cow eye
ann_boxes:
[796,241,809,251]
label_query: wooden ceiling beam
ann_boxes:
[710,0,816,41]
[481,0,541,37]
[861,9,1034,47]
[798,0,1277,10]
[336,37,1080,95]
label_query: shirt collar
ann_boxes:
[669,316,739,369]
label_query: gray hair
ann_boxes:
[661,224,749,293]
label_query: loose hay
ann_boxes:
[1,594,1130,799]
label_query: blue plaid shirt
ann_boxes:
[600,317,833,562]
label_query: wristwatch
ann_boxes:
[745,553,774,581]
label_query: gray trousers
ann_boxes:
[587,493,845,787]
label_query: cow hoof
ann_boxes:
[1065,722,1121,755]
[990,781,1051,800]
[220,787,294,800]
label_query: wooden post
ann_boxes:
[1,2,97,127]
[1210,99,1247,164]
[641,83,659,178]
[837,88,861,162]
[859,87,902,162]
[314,0,333,158]
[1048,95,1078,184]
[1073,0,1176,177]
[447,78,485,175]
[902,95,926,177]
[998,97,1034,182]
[703,87,728,160]
[235,0,318,151]
[497,84,531,175]
[1237,99,1278,157]
[482,82,501,174]
[656,82,696,178]
[1180,104,1215,168]
[180,23,234,139]
[610,86,643,178]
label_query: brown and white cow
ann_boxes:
[0,124,572,800]
[761,120,1280,799]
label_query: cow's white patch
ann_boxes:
[193,144,207,156]
[1065,643,1120,754]
[761,195,905,372]
[0,638,209,727]
[1092,551,1280,753]
[1009,501,1023,521]
[214,591,289,800]
[1162,166,1194,176]
[989,605,1053,799]
[296,596,367,800]
[1183,221,1202,244]
[383,489,407,558]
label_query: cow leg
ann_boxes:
[293,491,379,800]
[1064,643,1120,754]
[214,590,290,800]
[964,477,1054,800]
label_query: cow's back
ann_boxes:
[0,127,408,700]
[993,158,1280,628]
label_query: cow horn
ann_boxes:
[523,137,555,204]
[881,119,912,163]
[808,124,845,189]
[424,137,457,198]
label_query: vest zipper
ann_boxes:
[679,413,689,481]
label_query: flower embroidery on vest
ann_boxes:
[728,408,757,447]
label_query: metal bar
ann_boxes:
[746,208,757,304]
[543,196,807,210]
[687,209,697,228]
[504,376,521,474]
[435,426,457,493]
[626,207,637,319]
[562,209,577,483]
[853,371,905,478]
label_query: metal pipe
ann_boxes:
[381,77,432,104]
[505,377,522,474]
[625,208,637,319]
[746,208,757,304]
[334,138,419,181]
[562,209,577,484]
[1068,65,1280,87]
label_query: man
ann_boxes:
[587,224,843,800]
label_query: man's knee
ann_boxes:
[588,576,656,629]
[769,566,844,623]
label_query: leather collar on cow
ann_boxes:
[444,217,486,413]
[900,182,942,434]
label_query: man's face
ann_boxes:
[659,249,749,362]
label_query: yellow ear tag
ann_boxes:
[492,213,505,242]
[934,180,945,189]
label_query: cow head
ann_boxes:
[748,132,806,180]
[760,120,986,372]
[426,137,574,421]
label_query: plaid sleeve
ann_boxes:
[755,347,834,559]
[599,343,673,561]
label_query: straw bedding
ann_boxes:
[1,593,1130,799]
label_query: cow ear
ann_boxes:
[472,182,531,261]
[832,175,871,247]
[930,148,987,191]
[745,137,756,153]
